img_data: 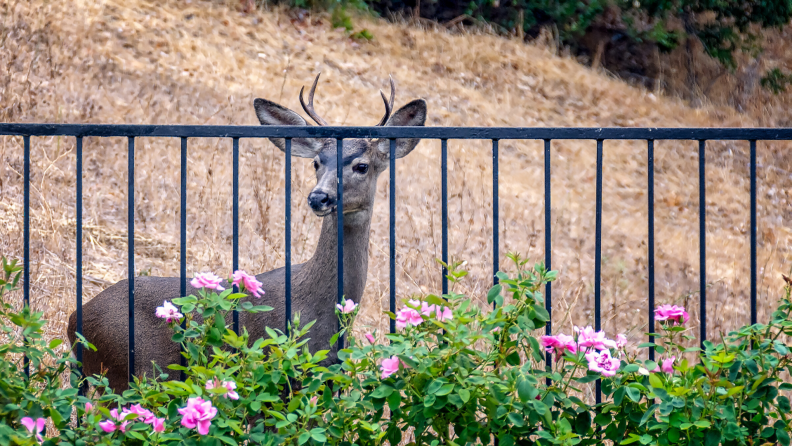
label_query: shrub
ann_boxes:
[0,253,791,445]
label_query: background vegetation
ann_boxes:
[269,0,792,115]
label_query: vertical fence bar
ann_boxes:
[441,139,448,296]
[390,139,396,334]
[750,140,757,326]
[285,138,292,334]
[179,137,187,380]
[699,140,706,349]
[23,135,30,378]
[544,139,552,381]
[594,139,603,405]
[127,136,135,383]
[336,138,344,351]
[76,136,84,389]
[232,137,240,336]
[492,140,499,291]
[647,140,655,361]
[492,137,499,446]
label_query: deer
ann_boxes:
[67,74,427,392]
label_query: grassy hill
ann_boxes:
[0,0,790,354]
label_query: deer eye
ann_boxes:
[313,160,319,170]
[353,163,369,174]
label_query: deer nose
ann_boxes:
[308,191,335,211]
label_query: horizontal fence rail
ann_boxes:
[2,123,786,404]
[2,124,792,139]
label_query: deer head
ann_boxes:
[253,74,427,223]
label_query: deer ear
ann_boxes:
[254,98,324,158]
[377,99,427,159]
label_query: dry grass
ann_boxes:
[0,0,791,364]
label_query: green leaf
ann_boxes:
[387,389,402,410]
[528,337,544,362]
[626,387,642,403]
[517,379,537,402]
[311,430,328,443]
[594,413,611,426]
[287,397,301,412]
[507,413,525,427]
[298,432,311,445]
[648,373,664,389]
[613,387,626,406]
[435,383,455,396]
[48,407,64,428]
[48,339,63,350]
[575,411,591,435]
[425,379,446,394]
[371,384,394,398]
[458,388,470,403]
[620,434,641,445]
[498,434,515,446]
[217,436,238,446]
[778,428,791,446]
[640,404,658,426]
[487,285,502,304]
[705,430,721,446]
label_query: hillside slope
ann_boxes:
[0,0,790,349]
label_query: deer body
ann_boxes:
[67,75,427,391]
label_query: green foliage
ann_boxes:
[1,252,792,444]
[761,68,792,94]
[618,0,792,68]
[597,282,792,445]
[0,257,90,445]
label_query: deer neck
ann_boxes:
[301,210,371,304]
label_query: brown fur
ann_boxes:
[67,82,427,392]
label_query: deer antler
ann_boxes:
[299,73,329,126]
[375,75,396,126]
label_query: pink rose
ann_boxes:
[654,305,689,326]
[151,417,166,433]
[85,402,94,412]
[99,408,129,433]
[178,397,217,435]
[98,419,117,433]
[420,301,435,316]
[395,302,424,329]
[20,417,46,444]
[232,270,265,298]
[336,299,357,314]
[128,404,155,423]
[380,355,407,378]
[155,301,184,323]
[616,334,628,349]
[574,326,617,350]
[365,333,375,344]
[661,356,676,374]
[540,334,577,360]
[419,302,453,321]
[585,350,621,377]
[434,305,453,322]
[206,379,240,400]
[190,272,226,291]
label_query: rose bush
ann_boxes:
[0,253,790,445]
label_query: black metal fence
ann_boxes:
[3,123,791,401]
